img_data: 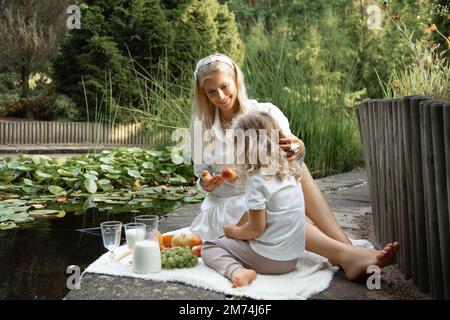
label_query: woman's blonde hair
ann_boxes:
[191,53,249,131]
[230,112,303,184]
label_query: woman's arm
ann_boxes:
[223,209,266,240]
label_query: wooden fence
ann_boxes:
[356,96,450,299]
[0,121,171,146]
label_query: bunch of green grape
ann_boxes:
[161,246,198,269]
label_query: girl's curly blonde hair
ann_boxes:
[229,111,303,184]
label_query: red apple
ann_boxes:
[221,167,237,183]
[191,244,202,257]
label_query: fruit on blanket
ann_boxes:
[161,246,198,269]
[221,167,237,183]
[171,233,188,247]
[182,234,203,247]
[191,244,202,257]
[171,233,203,248]
[163,234,174,248]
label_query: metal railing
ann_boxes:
[356,96,450,299]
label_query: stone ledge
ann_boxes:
[65,167,430,300]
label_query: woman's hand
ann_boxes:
[200,170,224,192]
[279,136,305,161]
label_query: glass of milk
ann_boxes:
[124,223,146,250]
[132,240,161,274]
[135,215,159,241]
[133,215,161,273]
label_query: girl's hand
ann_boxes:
[200,170,224,192]
[279,136,305,161]
[223,224,236,238]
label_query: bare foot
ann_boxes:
[340,242,400,281]
[231,268,257,288]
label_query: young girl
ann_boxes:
[202,111,306,287]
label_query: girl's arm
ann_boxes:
[223,209,266,240]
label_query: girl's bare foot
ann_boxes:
[340,242,400,281]
[231,268,257,288]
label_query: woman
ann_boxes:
[189,53,399,281]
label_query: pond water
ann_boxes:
[0,201,179,299]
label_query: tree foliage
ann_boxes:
[0,0,69,118]
[52,0,243,121]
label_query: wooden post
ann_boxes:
[431,101,450,299]
[410,96,431,291]
[420,99,444,299]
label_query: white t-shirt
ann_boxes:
[246,171,305,261]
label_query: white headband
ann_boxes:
[194,54,235,79]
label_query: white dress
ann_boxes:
[189,100,294,240]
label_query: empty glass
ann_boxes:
[135,215,159,241]
[100,221,122,262]
[124,222,146,250]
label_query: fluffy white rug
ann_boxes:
[84,227,373,300]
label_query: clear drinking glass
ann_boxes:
[135,215,159,241]
[124,222,146,250]
[100,221,122,262]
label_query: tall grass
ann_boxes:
[378,23,450,100]
[242,23,363,177]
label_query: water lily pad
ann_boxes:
[171,154,184,165]
[17,166,33,171]
[43,211,66,219]
[84,179,97,194]
[21,185,44,194]
[35,170,52,179]
[99,157,114,164]
[0,221,17,230]
[5,199,28,206]
[142,162,154,169]
[6,213,34,223]
[169,176,188,184]
[4,206,30,213]
[127,147,143,153]
[0,210,15,220]
[128,170,143,179]
[100,164,114,172]
[83,174,98,181]
[29,209,60,215]
[98,180,113,192]
[23,178,34,186]
[182,196,202,203]
[6,161,21,169]
[31,155,52,165]
[48,185,66,196]
[104,200,128,204]
[57,169,73,176]
[164,195,184,200]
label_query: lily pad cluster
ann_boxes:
[0,147,205,229]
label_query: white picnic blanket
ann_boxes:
[84,227,373,300]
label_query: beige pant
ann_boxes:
[202,237,299,280]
